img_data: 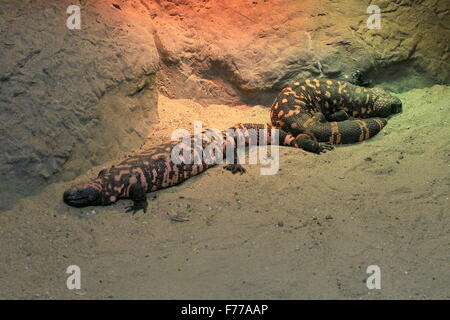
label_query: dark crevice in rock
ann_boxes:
[365,59,437,93]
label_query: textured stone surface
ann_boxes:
[150,0,449,103]
[0,0,448,208]
[0,1,159,209]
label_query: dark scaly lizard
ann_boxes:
[270,78,402,152]
[63,79,401,213]
[63,123,326,213]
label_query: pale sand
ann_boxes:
[0,85,448,299]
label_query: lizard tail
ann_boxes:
[308,118,388,144]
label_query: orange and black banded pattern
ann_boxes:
[270,78,402,148]
[63,123,314,213]
[63,79,401,213]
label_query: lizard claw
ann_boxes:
[318,143,334,153]
[125,200,148,214]
[223,164,246,175]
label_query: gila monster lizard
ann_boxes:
[63,78,402,213]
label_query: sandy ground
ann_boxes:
[0,85,449,300]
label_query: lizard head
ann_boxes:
[372,88,402,117]
[63,179,104,207]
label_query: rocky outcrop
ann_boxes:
[0,1,159,209]
[0,0,448,209]
[150,0,449,104]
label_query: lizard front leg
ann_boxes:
[326,110,351,122]
[125,180,148,214]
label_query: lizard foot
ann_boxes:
[125,199,148,214]
[223,164,246,175]
[318,143,334,153]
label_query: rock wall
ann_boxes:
[0,0,159,209]
[0,0,448,209]
[150,0,449,104]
